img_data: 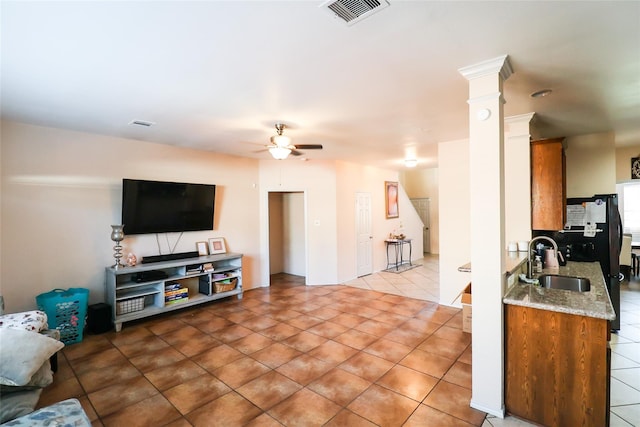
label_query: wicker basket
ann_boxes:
[116,296,145,315]
[214,278,238,293]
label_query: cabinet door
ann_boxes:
[531,138,566,230]
[505,305,609,426]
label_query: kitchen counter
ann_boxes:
[457,251,528,274]
[503,261,615,320]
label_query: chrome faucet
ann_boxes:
[527,236,559,279]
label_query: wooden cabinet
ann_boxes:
[106,253,242,331]
[505,304,610,426]
[531,138,566,230]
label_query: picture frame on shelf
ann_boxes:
[208,237,227,254]
[196,241,208,256]
[385,181,399,219]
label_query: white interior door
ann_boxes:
[411,198,430,253]
[356,192,373,277]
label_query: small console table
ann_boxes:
[385,239,412,270]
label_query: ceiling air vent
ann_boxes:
[129,120,155,127]
[320,0,390,26]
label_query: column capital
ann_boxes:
[458,55,513,81]
[505,113,537,139]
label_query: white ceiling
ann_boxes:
[2,1,639,170]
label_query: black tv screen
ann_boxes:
[122,179,216,235]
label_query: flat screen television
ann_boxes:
[122,179,216,235]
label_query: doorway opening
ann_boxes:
[410,198,431,254]
[268,191,307,285]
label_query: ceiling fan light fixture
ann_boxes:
[404,159,417,168]
[270,134,291,147]
[269,146,291,160]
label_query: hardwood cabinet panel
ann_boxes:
[505,304,609,427]
[531,138,566,230]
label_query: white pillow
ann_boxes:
[0,328,64,386]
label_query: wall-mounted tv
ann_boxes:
[122,179,216,235]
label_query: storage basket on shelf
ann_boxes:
[214,278,238,293]
[116,296,145,315]
[36,287,89,345]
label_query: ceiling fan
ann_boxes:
[267,123,323,160]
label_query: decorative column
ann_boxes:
[459,55,513,417]
[504,113,536,246]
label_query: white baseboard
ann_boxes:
[470,400,505,418]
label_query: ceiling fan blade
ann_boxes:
[294,144,323,150]
[290,149,303,156]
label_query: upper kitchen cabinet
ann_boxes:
[531,138,566,230]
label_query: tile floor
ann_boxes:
[38,256,640,426]
[343,255,441,303]
[39,269,484,426]
[344,255,640,427]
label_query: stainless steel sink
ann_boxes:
[538,274,591,292]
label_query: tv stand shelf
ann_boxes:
[105,253,242,332]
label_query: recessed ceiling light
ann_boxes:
[530,89,552,98]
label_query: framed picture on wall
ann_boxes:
[632,157,640,179]
[208,237,227,254]
[385,181,399,219]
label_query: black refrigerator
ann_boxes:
[534,193,622,330]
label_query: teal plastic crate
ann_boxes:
[36,288,89,345]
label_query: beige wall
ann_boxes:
[267,192,305,276]
[616,145,640,182]
[565,132,616,197]
[400,168,439,254]
[282,192,306,276]
[258,160,338,286]
[504,114,534,245]
[335,161,423,281]
[1,120,418,312]
[268,193,283,273]
[438,138,471,307]
[1,120,261,312]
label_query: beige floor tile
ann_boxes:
[339,352,395,382]
[129,345,186,373]
[100,394,182,427]
[324,409,378,427]
[192,343,244,371]
[307,367,372,406]
[276,354,334,386]
[376,364,439,402]
[268,388,341,426]
[423,381,487,425]
[400,348,456,379]
[77,359,141,393]
[88,376,158,418]
[250,342,302,369]
[186,392,262,426]
[236,371,302,410]
[347,384,419,426]
[144,359,208,391]
[308,339,359,364]
[213,356,271,389]
[163,374,231,414]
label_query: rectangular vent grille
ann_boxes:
[321,0,390,26]
[129,120,155,127]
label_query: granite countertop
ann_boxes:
[458,251,528,274]
[503,261,616,320]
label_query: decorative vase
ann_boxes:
[126,253,137,267]
[110,225,126,269]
